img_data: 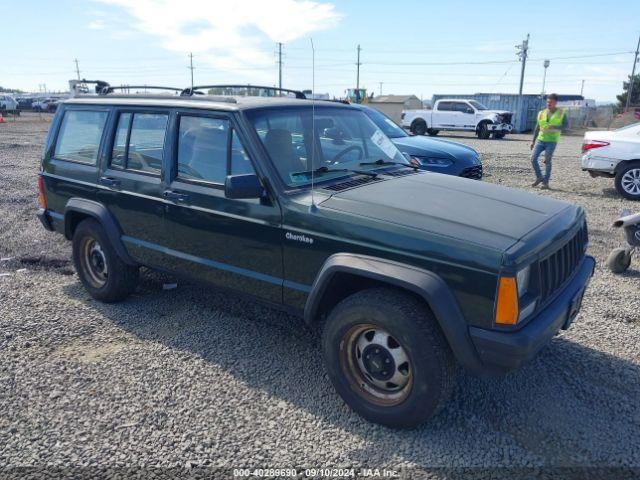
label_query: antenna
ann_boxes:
[309,38,318,214]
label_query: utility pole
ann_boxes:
[74,58,81,80]
[277,42,283,91]
[516,34,530,96]
[625,34,640,111]
[580,79,585,97]
[356,44,362,102]
[541,59,550,94]
[188,52,195,92]
[379,82,383,96]
[515,34,530,131]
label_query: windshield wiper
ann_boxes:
[359,159,420,170]
[292,165,378,179]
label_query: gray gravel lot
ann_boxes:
[0,113,639,478]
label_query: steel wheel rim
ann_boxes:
[621,168,640,195]
[80,236,108,288]
[341,323,413,406]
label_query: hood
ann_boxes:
[391,136,479,163]
[320,172,572,252]
[483,110,511,116]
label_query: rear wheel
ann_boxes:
[615,163,640,200]
[72,218,139,302]
[411,120,427,136]
[322,288,456,428]
[426,129,439,136]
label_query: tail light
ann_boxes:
[582,140,609,153]
[37,176,46,209]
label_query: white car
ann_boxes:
[582,123,640,200]
[401,99,513,139]
[0,94,19,113]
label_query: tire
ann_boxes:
[72,218,139,302]
[411,120,427,136]
[321,287,456,428]
[477,122,491,139]
[426,129,439,136]
[607,247,632,273]
[614,162,640,200]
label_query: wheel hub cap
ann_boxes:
[361,344,395,381]
[621,169,640,195]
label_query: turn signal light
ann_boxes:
[37,176,46,209]
[495,276,519,325]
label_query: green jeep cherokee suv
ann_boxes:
[37,90,595,427]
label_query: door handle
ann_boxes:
[163,190,189,203]
[99,176,121,188]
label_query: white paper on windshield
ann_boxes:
[371,130,397,159]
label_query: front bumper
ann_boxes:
[469,255,595,373]
[487,123,513,132]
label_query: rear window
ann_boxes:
[110,112,168,174]
[54,110,108,164]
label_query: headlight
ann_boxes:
[516,265,531,297]
[412,155,453,167]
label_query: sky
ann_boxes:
[3,0,640,103]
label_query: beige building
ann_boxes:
[368,95,422,124]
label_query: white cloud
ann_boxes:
[88,19,106,30]
[93,0,341,81]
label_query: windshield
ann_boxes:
[362,108,407,138]
[247,106,409,187]
[468,100,488,110]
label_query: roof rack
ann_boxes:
[181,84,306,99]
[71,79,183,96]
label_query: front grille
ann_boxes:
[323,175,380,192]
[538,223,588,302]
[459,164,483,180]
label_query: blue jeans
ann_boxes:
[531,140,557,182]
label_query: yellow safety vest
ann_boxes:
[537,108,566,142]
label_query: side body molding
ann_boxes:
[304,253,485,375]
[64,198,137,266]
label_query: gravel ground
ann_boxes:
[0,113,639,479]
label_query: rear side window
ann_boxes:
[110,112,168,174]
[437,102,452,111]
[54,110,108,164]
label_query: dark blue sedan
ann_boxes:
[355,105,483,179]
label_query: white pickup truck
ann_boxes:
[401,99,513,139]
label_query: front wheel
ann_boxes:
[615,163,640,200]
[607,247,632,273]
[321,288,456,428]
[477,122,491,139]
[72,218,139,302]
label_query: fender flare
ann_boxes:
[64,198,137,266]
[304,253,484,374]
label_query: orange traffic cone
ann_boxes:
[0,114,5,124]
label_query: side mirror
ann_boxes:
[224,173,264,199]
[465,108,475,114]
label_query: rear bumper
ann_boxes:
[37,208,65,234]
[581,154,618,174]
[469,255,595,374]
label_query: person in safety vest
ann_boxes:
[530,93,568,189]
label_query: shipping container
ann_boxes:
[431,93,546,132]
